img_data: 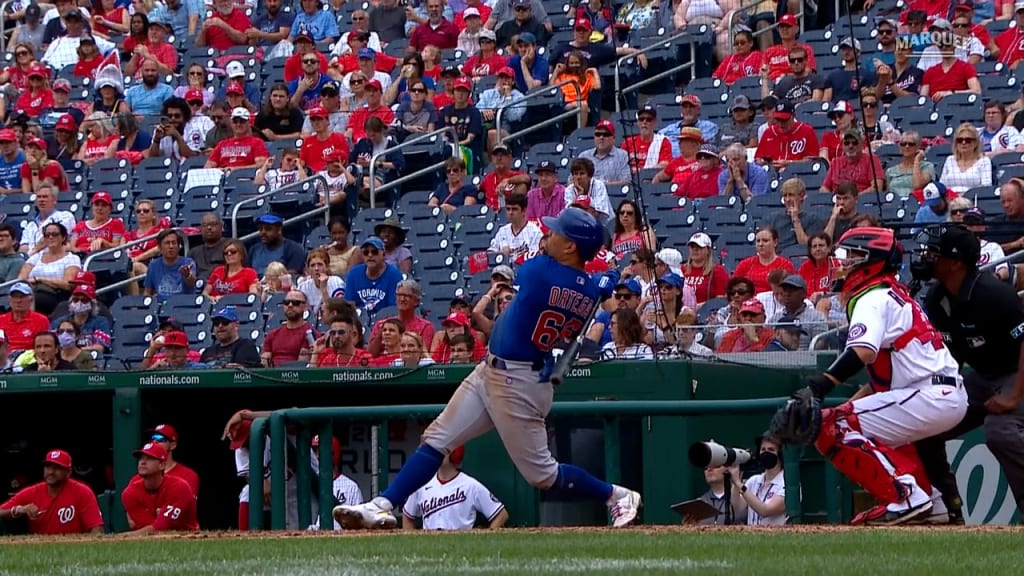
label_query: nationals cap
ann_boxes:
[740,298,766,314]
[43,449,72,469]
[133,442,168,461]
[162,330,189,348]
[442,312,471,328]
[0,128,16,142]
[55,113,77,131]
[91,191,112,205]
[149,423,179,442]
[542,207,604,261]
[71,270,97,286]
[185,88,205,102]
[72,284,96,300]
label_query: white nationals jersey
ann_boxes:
[403,472,505,531]
[316,474,364,530]
[979,239,1008,274]
[845,285,960,390]
[489,221,543,259]
[744,472,787,526]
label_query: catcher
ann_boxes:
[769,227,967,525]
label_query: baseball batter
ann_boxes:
[0,450,104,535]
[121,442,199,533]
[334,208,642,530]
[771,227,967,525]
[402,446,508,531]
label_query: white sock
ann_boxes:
[371,496,394,512]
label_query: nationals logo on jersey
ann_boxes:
[790,139,807,156]
[420,488,468,517]
[57,506,76,524]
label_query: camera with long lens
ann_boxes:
[688,441,752,468]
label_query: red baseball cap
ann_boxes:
[740,298,766,314]
[308,105,328,119]
[496,66,515,78]
[149,423,179,442]
[229,419,253,450]
[53,78,71,93]
[71,270,96,286]
[162,330,189,348]
[575,18,593,31]
[25,136,46,149]
[453,77,472,91]
[596,119,615,135]
[91,191,112,205]
[226,83,244,95]
[55,113,77,132]
[778,14,798,27]
[364,79,382,91]
[185,88,204,102]
[680,94,701,107]
[442,312,471,328]
[72,284,96,300]
[43,449,72,469]
[133,442,168,461]
[28,63,48,78]
[0,128,16,142]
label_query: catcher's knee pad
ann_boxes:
[814,403,910,505]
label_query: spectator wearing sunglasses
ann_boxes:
[199,307,261,368]
[344,236,403,313]
[310,313,373,367]
[140,424,201,498]
[262,290,319,367]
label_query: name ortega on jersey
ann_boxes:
[548,287,595,318]
[421,488,468,517]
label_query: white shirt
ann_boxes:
[297,275,346,312]
[318,170,350,204]
[917,37,984,71]
[488,220,543,259]
[403,471,505,530]
[939,155,992,194]
[601,342,654,360]
[26,251,80,280]
[41,34,116,70]
[342,70,392,97]
[744,471,787,526]
[979,238,1008,275]
[311,474,364,530]
[563,179,612,223]
[20,210,76,251]
[982,125,1022,155]
[183,115,215,153]
[264,169,304,192]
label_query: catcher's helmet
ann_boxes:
[832,227,903,295]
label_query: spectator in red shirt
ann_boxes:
[713,29,762,85]
[680,232,730,304]
[677,144,723,199]
[820,129,886,194]
[480,144,530,210]
[311,314,374,367]
[0,449,103,535]
[0,282,50,353]
[716,298,774,353]
[121,442,199,534]
[205,108,269,170]
[285,33,329,82]
[409,0,459,52]
[654,127,702,184]
[621,104,671,170]
[301,105,351,172]
[754,99,820,173]
[203,240,260,302]
[920,33,982,101]
[732,227,796,293]
[799,232,835,298]
[69,191,125,254]
[345,80,395,142]
[430,311,487,362]
[15,63,54,119]
[142,320,203,369]
[368,279,436,356]
[196,0,252,52]
[124,13,178,78]
[144,424,201,498]
[997,5,1024,68]
[462,29,508,79]
[261,289,318,367]
[371,318,405,365]
[762,14,817,82]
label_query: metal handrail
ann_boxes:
[229,174,326,239]
[239,204,330,244]
[613,28,701,115]
[727,1,804,47]
[82,226,190,272]
[368,126,459,209]
[0,0,13,54]
[497,80,583,147]
[809,324,847,351]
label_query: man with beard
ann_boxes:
[149,97,197,161]
[311,313,373,367]
[125,59,173,118]
[188,212,228,280]
[765,46,824,105]
[262,290,318,366]
[0,449,103,535]
[248,0,293,47]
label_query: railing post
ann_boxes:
[378,420,391,494]
[269,411,287,530]
[783,445,803,524]
[603,416,621,526]
[318,420,335,530]
[229,175,325,241]
[368,127,458,209]
[248,417,269,531]
[295,423,313,530]
[613,28,698,115]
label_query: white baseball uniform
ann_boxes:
[310,474,364,531]
[979,239,1008,276]
[402,471,505,530]
[235,441,319,530]
[744,472,787,526]
[489,221,544,260]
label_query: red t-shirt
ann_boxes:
[621,135,671,169]
[712,51,762,85]
[755,122,820,163]
[901,0,953,23]
[82,135,118,161]
[480,169,524,210]
[369,315,436,347]
[121,474,198,532]
[348,105,395,141]
[0,311,50,351]
[733,255,796,294]
[209,135,269,168]
[264,322,317,366]
[301,133,351,172]
[133,42,178,79]
[682,264,730,304]
[21,161,69,191]
[204,8,252,51]
[1,479,103,535]
[822,151,885,193]
[72,218,126,253]
[5,65,30,92]
[125,217,171,259]
[285,51,329,82]
[206,265,259,296]
[433,92,455,110]
[315,347,374,367]
[15,88,54,118]
[997,27,1024,66]
[799,258,833,295]
[333,53,399,75]
[663,156,698,185]
[762,43,817,82]
[371,352,401,366]
[431,331,487,363]
[921,59,977,95]
[820,130,841,162]
[676,165,722,199]
[74,56,103,79]
[461,52,509,77]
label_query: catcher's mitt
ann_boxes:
[769,387,822,446]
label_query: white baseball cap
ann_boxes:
[687,232,712,248]
[655,248,684,276]
[231,107,251,121]
[464,7,481,18]
[226,60,245,78]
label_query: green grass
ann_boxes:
[1,529,1021,576]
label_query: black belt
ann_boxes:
[488,356,544,372]
[932,375,959,387]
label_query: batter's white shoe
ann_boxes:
[333,497,397,530]
[608,486,642,528]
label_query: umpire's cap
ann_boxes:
[937,225,980,266]
[542,207,604,261]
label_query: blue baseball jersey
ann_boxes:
[344,263,403,312]
[489,254,600,363]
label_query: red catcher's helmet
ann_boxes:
[832,227,903,295]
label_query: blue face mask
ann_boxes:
[57,333,76,348]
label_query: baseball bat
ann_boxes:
[550,298,602,386]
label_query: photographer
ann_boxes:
[682,465,746,526]
[148,98,198,161]
[729,434,788,525]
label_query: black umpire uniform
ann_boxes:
[915,226,1024,520]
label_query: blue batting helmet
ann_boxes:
[542,207,604,261]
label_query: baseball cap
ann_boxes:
[513,0,530,6]
[72,283,96,300]
[688,232,712,248]
[491,143,511,155]
[936,225,981,264]
[479,28,497,41]
[320,81,340,95]
[71,270,96,286]
[596,119,615,136]
[839,36,861,50]
[1017,0,1024,11]
[295,31,314,43]
[441,66,461,77]
[535,160,557,173]
[134,442,168,461]
[226,60,245,78]
[491,264,515,282]
[159,317,183,331]
[829,100,853,117]
[9,281,32,296]
[365,79,383,91]
[496,65,515,78]
[464,6,481,18]
[679,126,703,142]
[680,94,701,107]
[24,3,40,21]
[638,104,657,118]
[843,127,863,142]
[212,307,239,323]
[575,17,593,31]
[308,105,328,119]
[442,312,471,328]
[774,99,795,120]
[776,315,808,335]
[231,107,251,121]
[656,272,685,289]
[78,35,96,44]
[454,77,472,91]
[930,18,952,31]
[360,236,385,251]
[740,298,766,314]
[729,94,751,112]
[0,128,16,142]
[615,277,643,295]
[27,63,48,78]
[954,0,974,9]
[778,13,797,27]
[43,449,72,469]
[55,113,76,131]
[780,274,807,290]
[257,213,283,225]
[91,191,112,205]
[228,419,253,450]
[923,182,948,207]
[655,248,683,276]
[25,136,46,149]
[185,88,204,102]
[962,207,986,225]
[358,47,377,59]
[148,423,179,442]
[162,330,189,347]
[696,143,719,158]
[541,207,603,261]
[518,31,537,44]
[226,83,244,96]
[53,78,71,93]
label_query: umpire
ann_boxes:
[915,224,1024,523]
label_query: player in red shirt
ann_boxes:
[301,106,351,172]
[621,105,671,170]
[997,6,1024,68]
[0,450,103,535]
[762,14,817,82]
[754,99,820,173]
[197,0,252,52]
[480,144,530,209]
[70,191,126,254]
[206,108,269,170]
[919,35,981,101]
[121,442,199,534]
[141,424,201,497]
[712,29,762,85]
